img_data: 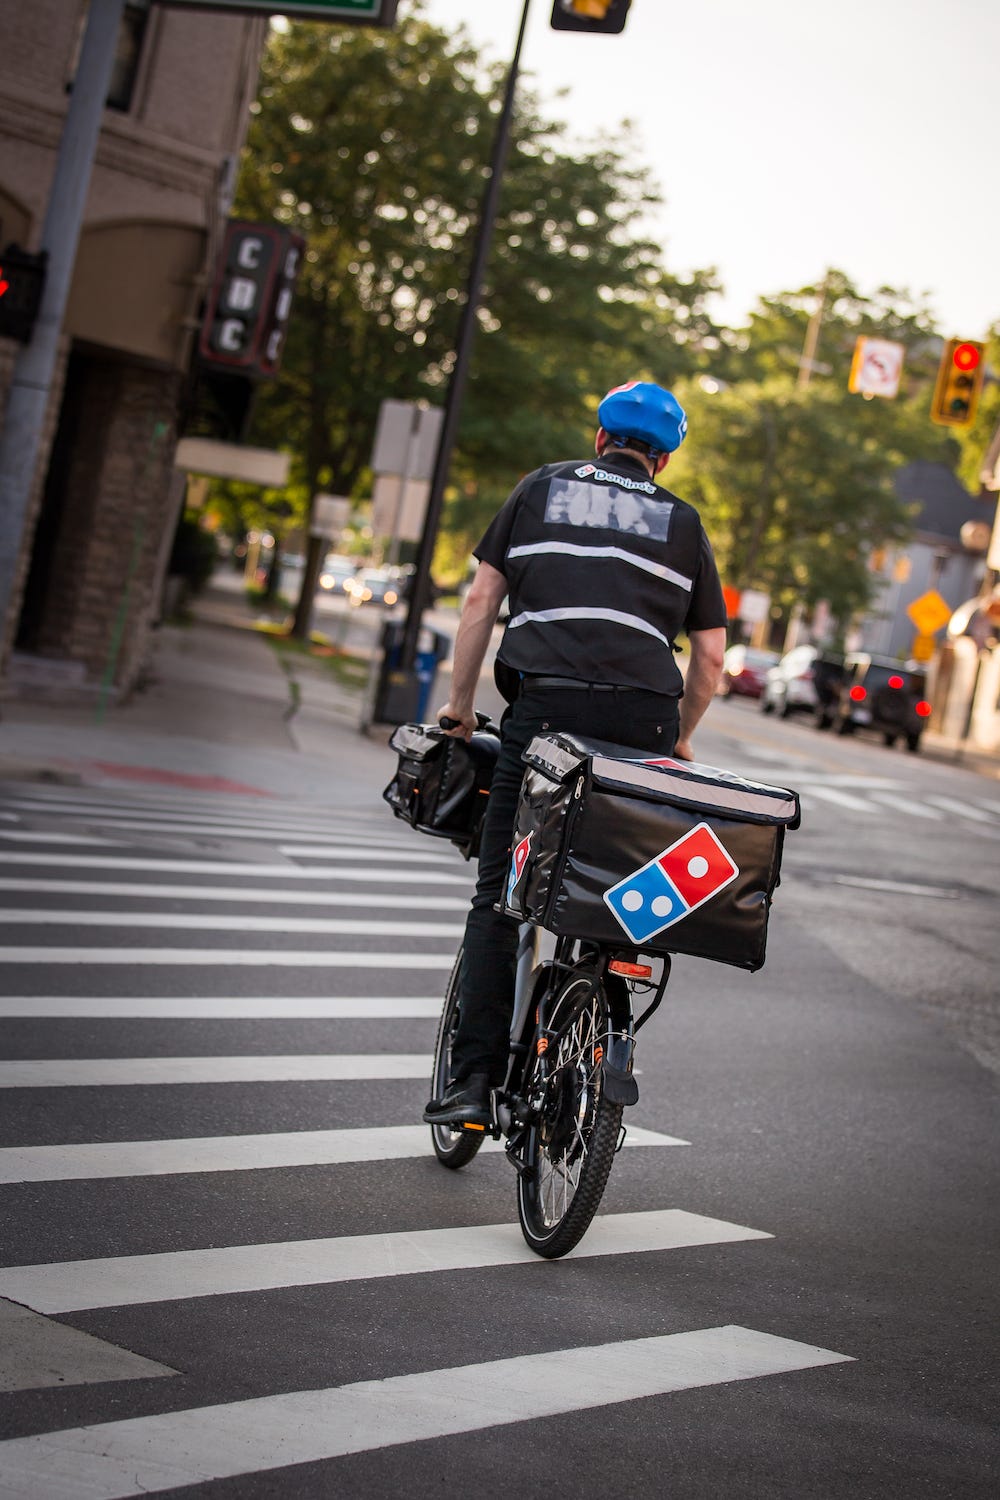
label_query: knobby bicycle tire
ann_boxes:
[429,947,485,1169]
[516,966,623,1258]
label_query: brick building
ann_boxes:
[0,0,267,700]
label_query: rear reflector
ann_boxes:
[609,959,654,978]
[915,701,932,718]
[888,674,904,689]
[849,685,867,702]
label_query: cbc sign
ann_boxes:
[199,221,305,379]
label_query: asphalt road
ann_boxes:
[0,702,997,1497]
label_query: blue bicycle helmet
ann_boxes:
[597,380,687,455]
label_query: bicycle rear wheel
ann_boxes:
[516,966,623,1258]
[429,947,485,1169]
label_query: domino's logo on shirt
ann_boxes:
[603,824,738,945]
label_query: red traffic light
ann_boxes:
[952,343,981,373]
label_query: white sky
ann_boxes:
[411,0,999,338]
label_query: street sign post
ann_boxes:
[848,337,905,399]
[157,1,398,22]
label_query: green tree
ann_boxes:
[234,8,719,621]
[668,375,920,632]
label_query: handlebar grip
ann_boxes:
[438,716,463,731]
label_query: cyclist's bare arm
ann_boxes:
[436,560,508,739]
[675,626,726,760]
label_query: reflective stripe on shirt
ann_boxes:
[506,606,673,650]
[506,540,693,592]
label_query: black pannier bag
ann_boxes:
[500,734,801,971]
[383,722,499,858]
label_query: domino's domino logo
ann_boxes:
[603,823,738,945]
[507,831,533,907]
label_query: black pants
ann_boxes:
[449,683,680,1085]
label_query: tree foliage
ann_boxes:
[233,7,720,565]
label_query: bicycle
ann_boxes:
[388,713,798,1260]
[428,719,670,1260]
[430,927,670,1259]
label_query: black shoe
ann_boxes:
[423,1071,491,1127]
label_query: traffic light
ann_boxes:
[0,244,47,344]
[550,0,631,33]
[930,338,986,428]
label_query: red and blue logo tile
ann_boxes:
[603,823,738,944]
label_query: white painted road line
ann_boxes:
[0,1211,772,1313]
[0,881,472,909]
[0,853,467,881]
[801,786,873,813]
[0,996,443,1019]
[0,1124,686,1184]
[830,875,958,900]
[0,1327,853,1497]
[0,831,118,846]
[867,791,943,819]
[0,948,455,968]
[0,797,392,836]
[925,795,999,825]
[0,1054,433,1088]
[0,911,466,939]
[277,843,456,860]
[0,816,435,849]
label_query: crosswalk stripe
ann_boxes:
[0,948,455,968]
[0,796,391,834]
[0,853,468,882]
[0,911,466,937]
[0,813,425,849]
[0,1054,433,1088]
[0,1326,853,1496]
[0,831,118,846]
[0,996,443,1019]
[0,1211,772,1313]
[802,785,873,812]
[0,879,469,907]
[867,791,942,819]
[0,1124,686,1183]
[924,795,999,825]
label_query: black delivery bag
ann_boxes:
[383,722,499,858]
[500,734,801,971]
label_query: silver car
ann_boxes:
[760,645,821,718]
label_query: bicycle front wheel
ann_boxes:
[516,966,623,1258]
[429,947,485,1169]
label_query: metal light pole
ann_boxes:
[0,0,126,654]
[398,0,532,673]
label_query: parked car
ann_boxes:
[345,568,401,607]
[718,645,780,699]
[318,554,358,595]
[761,646,845,719]
[830,654,931,751]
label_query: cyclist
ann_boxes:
[424,380,727,1128]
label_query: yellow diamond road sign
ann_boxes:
[906,589,952,636]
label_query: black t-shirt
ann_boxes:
[474,453,726,697]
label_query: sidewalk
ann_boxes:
[0,582,996,795]
[0,582,400,803]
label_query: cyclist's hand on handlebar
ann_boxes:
[436,703,476,741]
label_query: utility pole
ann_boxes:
[398,0,533,674]
[797,275,827,390]
[0,0,126,655]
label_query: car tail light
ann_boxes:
[888,674,904,689]
[915,700,932,718]
[849,685,867,702]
